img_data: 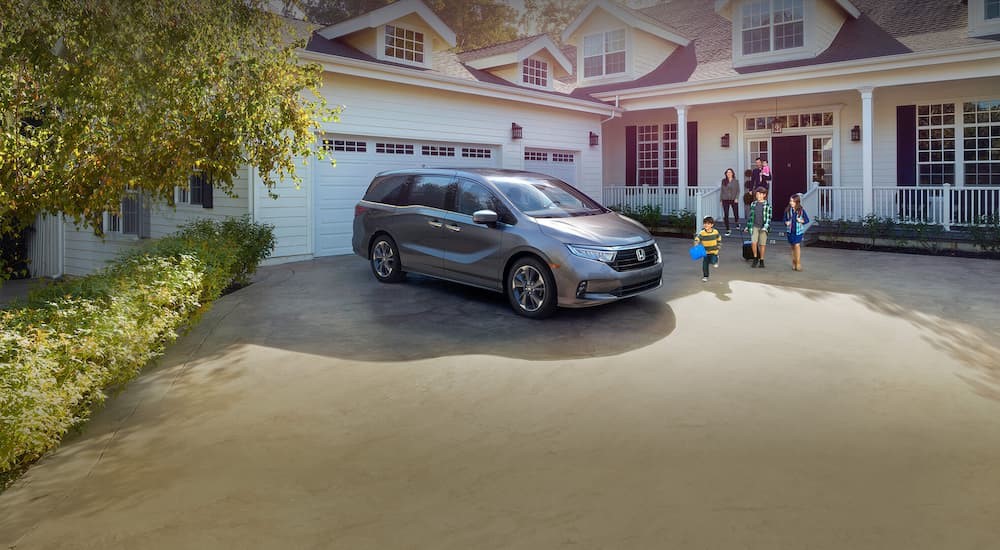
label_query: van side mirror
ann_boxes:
[472,209,498,225]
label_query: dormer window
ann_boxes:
[988,0,1000,19]
[522,58,548,88]
[583,29,626,78]
[384,24,424,64]
[970,0,1000,36]
[742,0,803,55]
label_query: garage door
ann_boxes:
[524,149,577,185]
[313,136,499,257]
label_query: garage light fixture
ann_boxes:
[589,131,599,146]
[720,133,730,148]
[512,122,523,140]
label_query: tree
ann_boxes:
[296,0,519,51]
[519,0,589,39]
[0,0,337,235]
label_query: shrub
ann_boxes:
[663,209,696,232]
[861,214,894,248]
[609,204,662,229]
[0,217,274,484]
[969,213,1000,253]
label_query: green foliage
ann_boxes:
[861,214,895,248]
[1,0,337,235]
[520,0,588,38]
[908,220,944,252]
[609,204,662,229]
[969,213,1000,253]
[0,218,274,483]
[663,209,696,231]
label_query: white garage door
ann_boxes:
[524,149,577,185]
[313,136,500,257]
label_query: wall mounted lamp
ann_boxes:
[589,131,599,146]
[850,125,861,142]
[511,122,523,140]
[721,133,730,148]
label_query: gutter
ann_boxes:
[296,49,621,118]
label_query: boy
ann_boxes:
[745,186,771,268]
[694,216,721,282]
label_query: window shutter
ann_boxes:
[120,192,139,235]
[202,175,214,209]
[687,121,698,186]
[139,192,151,238]
[625,125,637,186]
[896,105,917,186]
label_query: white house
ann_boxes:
[26,0,1000,277]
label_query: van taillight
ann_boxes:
[354,204,368,217]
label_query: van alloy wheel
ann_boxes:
[370,236,404,283]
[507,257,556,319]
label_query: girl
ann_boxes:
[784,194,810,271]
[719,168,740,236]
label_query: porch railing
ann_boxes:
[605,184,1000,231]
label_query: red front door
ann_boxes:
[771,135,808,215]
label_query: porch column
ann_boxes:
[860,86,875,215]
[677,104,688,210]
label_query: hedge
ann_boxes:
[0,216,275,483]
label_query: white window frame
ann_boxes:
[102,189,141,238]
[633,124,680,186]
[735,0,809,67]
[379,24,428,67]
[970,0,1000,37]
[916,103,957,186]
[582,28,627,80]
[961,100,1000,186]
[521,57,549,89]
[810,135,833,187]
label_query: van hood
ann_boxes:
[535,212,651,247]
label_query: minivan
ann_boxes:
[352,169,662,319]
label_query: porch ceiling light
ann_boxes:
[512,122,523,140]
[851,125,861,142]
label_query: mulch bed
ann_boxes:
[808,240,999,260]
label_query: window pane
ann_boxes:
[583,34,602,56]
[988,0,1000,20]
[605,51,626,74]
[583,56,603,77]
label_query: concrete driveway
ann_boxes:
[2,237,999,549]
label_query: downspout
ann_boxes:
[601,95,620,123]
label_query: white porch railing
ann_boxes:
[604,184,1000,231]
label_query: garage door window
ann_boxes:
[525,151,547,161]
[376,143,414,154]
[422,145,455,157]
[323,139,366,152]
[552,153,574,163]
[462,147,492,158]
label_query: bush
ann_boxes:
[609,204,662,229]
[861,214,895,248]
[663,209,696,232]
[0,217,274,484]
[969,213,1000,253]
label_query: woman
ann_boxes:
[719,168,740,236]
[784,193,810,271]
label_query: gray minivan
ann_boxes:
[352,168,662,319]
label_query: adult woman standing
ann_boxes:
[719,168,740,236]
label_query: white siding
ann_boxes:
[631,28,677,78]
[813,0,848,57]
[63,168,251,276]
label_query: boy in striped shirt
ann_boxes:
[694,216,721,282]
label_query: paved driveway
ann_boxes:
[2,237,999,549]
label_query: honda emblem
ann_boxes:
[636,249,646,262]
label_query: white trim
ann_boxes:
[592,44,1000,105]
[677,105,688,210]
[466,35,574,76]
[318,0,456,47]
[716,0,859,19]
[561,0,690,46]
[378,23,430,68]
[860,86,874,215]
[297,49,622,117]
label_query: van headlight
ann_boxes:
[566,244,617,263]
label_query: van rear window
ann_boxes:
[364,175,409,205]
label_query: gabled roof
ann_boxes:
[560,0,691,47]
[317,0,457,48]
[458,34,574,76]
[715,0,861,19]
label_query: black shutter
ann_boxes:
[201,174,214,209]
[625,125,637,186]
[139,192,151,238]
[687,121,698,186]
[897,105,917,186]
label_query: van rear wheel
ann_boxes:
[370,235,405,283]
[507,257,557,319]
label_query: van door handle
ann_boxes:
[445,224,461,232]
[428,220,443,228]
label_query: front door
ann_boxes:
[771,135,808,214]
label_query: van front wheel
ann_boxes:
[507,257,557,319]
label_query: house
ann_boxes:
[25,0,1000,278]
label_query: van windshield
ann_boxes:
[490,176,607,218]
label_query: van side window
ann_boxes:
[407,175,453,209]
[364,175,410,205]
[456,179,514,224]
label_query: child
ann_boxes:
[745,186,771,268]
[694,216,721,282]
[784,193,811,271]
